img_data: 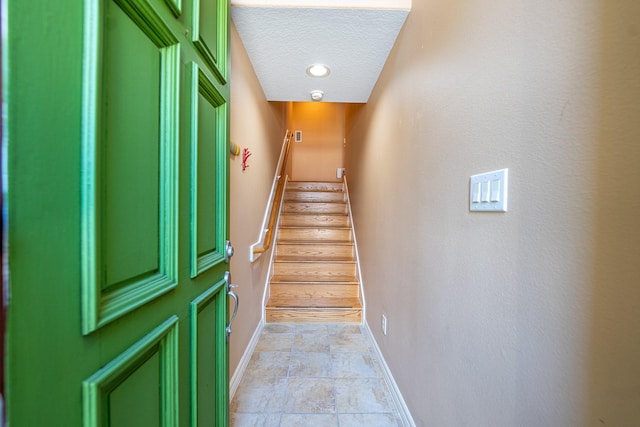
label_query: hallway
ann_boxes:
[228,0,640,425]
[230,323,402,426]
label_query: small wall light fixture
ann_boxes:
[306,64,330,78]
[310,90,324,101]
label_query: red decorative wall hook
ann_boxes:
[242,147,252,172]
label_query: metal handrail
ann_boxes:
[252,131,292,255]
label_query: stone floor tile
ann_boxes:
[293,333,331,353]
[263,323,297,334]
[329,333,370,353]
[335,378,393,413]
[255,333,294,352]
[338,413,399,426]
[331,352,378,378]
[280,413,339,427]
[295,323,330,334]
[289,351,332,377]
[230,412,281,427]
[230,376,287,413]
[244,352,291,377]
[328,324,363,336]
[283,378,336,413]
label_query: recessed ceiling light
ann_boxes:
[310,90,324,101]
[306,64,330,78]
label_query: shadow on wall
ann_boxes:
[589,1,640,425]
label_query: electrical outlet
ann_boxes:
[382,314,387,335]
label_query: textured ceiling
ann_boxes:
[230,1,411,103]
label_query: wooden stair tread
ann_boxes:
[277,238,353,244]
[275,243,355,261]
[279,225,351,230]
[280,215,349,221]
[265,309,361,323]
[279,215,350,228]
[267,297,362,308]
[269,283,359,299]
[271,275,358,284]
[273,259,356,265]
[281,215,348,219]
[279,236,351,243]
[284,201,346,205]
[275,255,355,262]
[284,199,347,206]
[277,242,353,248]
[286,188,344,193]
[281,212,348,216]
[277,241,354,246]
[283,203,348,214]
[286,182,344,192]
[285,193,346,203]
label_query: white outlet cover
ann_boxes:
[470,168,508,212]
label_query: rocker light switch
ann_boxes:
[480,181,490,202]
[471,182,481,203]
[490,179,501,202]
[470,168,508,212]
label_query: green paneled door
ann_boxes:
[5,0,232,425]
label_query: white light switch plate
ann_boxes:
[470,168,508,212]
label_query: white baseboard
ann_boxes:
[229,321,264,400]
[363,322,416,427]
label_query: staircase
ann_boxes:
[265,181,362,323]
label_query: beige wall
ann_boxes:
[290,102,345,182]
[346,1,640,426]
[229,22,285,375]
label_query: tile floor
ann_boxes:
[230,323,403,426]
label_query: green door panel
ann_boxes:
[196,92,218,256]
[197,0,219,63]
[103,0,162,288]
[109,352,162,427]
[83,316,179,427]
[5,0,231,424]
[188,62,228,278]
[191,0,228,82]
[190,282,228,427]
[81,0,181,334]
